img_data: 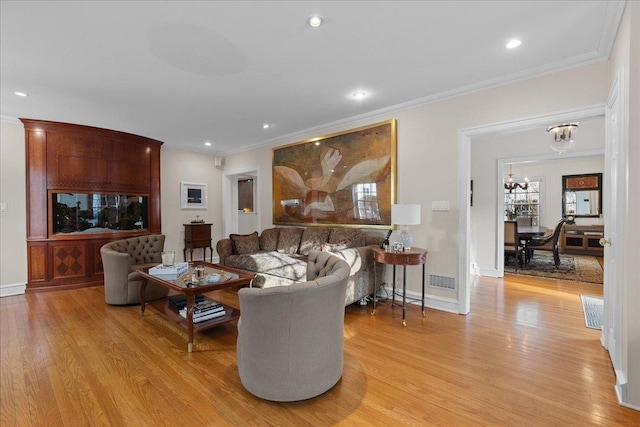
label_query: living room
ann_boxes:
[1,1,639,423]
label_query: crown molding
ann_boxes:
[223,55,609,156]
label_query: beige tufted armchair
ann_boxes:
[100,234,170,305]
[236,250,350,401]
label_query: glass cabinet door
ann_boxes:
[52,192,148,235]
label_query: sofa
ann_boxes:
[100,234,170,305]
[216,226,384,306]
[237,251,351,401]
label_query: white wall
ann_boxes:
[221,61,610,305]
[0,119,27,296]
[160,147,222,262]
[238,212,257,234]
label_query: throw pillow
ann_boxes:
[259,228,280,251]
[230,232,260,254]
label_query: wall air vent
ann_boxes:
[428,273,456,290]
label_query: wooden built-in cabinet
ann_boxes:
[22,119,163,291]
[561,224,604,256]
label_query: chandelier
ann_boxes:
[546,123,578,153]
[504,164,528,193]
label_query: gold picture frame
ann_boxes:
[272,119,397,228]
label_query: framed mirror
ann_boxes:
[562,173,602,217]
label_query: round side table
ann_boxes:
[372,247,428,326]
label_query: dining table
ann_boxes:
[518,225,548,240]
[518,225,549,265]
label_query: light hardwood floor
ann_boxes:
[1,274,638,426]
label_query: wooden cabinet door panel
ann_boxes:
[27,243,47,283]
[51,242,86,280]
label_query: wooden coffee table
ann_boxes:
[139,262,255,352]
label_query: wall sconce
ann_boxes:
[391,204,421,251]
[547,123,578,153]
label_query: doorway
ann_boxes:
[222,166,261,237]
[458,104,605,314]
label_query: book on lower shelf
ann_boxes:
[179,307,226,323]
[168,294,205,310]
[177,297,226,323]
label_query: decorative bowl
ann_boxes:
[205,273,222,283]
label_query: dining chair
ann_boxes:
[504,220,524,271]
[516,216,533,228]
[525,219,566,268]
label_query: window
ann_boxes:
[352,183,381,221]
[504,178,542,226]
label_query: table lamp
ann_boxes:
[391,204,421,251]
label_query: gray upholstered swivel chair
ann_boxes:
[236,251,350,402]
[100,234,170,305]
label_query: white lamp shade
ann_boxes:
[391,204,421,225]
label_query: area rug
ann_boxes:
[580,295,604,330]
[505,253,603,284]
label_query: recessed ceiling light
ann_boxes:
[262,123,270,129]
[204,142,212,146]
[352,91,367,100]
[308,15,323,27]
[506,39,521,49]
[14,91,28,97]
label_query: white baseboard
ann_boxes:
[477,268,500,278]
[612,369,640,410]
[378,286,461,314]
[0,282,26,297]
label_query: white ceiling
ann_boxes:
[0,1,625,155]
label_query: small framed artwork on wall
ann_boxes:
[181,182,207,209]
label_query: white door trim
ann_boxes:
[222,166,261,238]
[603,68,626,399]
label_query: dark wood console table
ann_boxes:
[561,224,604,256]
[372,247,428,327]
[183,223,213,262]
